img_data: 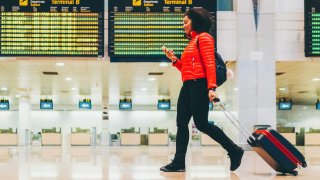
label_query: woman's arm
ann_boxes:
[172,58,182,71]
[198,33,217,89]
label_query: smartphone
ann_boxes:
[162,45,174,54]
[161,45,169,53]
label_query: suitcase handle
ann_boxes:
[214,102,256,143]
[212,98,220,102]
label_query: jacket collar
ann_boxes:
[186,31,200,39]
[190,31,199,39]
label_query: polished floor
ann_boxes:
[0,145,319,180]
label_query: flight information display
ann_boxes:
[0,0,104,57]
[108,0,216,62]
[305,0,320,57]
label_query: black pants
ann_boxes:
[173,78,236,165]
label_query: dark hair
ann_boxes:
[184,8,214,34]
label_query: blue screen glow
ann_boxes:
[40,102,53,109]
[119,102,132,110]
[79,102,92,109]
[0,102,9,110]
[278,102,292,110]
[158,102,170,110]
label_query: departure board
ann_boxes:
[0,0,104,57]
[305,0,320,57]
[108,0,216,62]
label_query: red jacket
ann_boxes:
[173,31,217,89]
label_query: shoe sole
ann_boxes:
[160,168,186,172]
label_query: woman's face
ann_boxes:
[183,15,192,35]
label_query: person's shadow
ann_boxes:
[230,172,240,180]
[160,172,186,180]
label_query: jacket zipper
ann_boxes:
[192,57,195,81]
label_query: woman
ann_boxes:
[160,8,244,172]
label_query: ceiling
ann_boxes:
[276,61,320,105]
[0,57,186,109]
[0,59,318,110]
[0,57,107,109]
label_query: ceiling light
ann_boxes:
[233,88,238,91]
[1,87,8,91]
[312,78,320,81]
[56,62,64,66]
[65,77,72,81]
[71,88,77,91]
[148,77,156,81]
[15,95,21,98]
[159,62,168,67]
[141,88,147,91]
[279,88,286,91]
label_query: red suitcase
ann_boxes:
[249,128,307,176]
[214,100,307,176]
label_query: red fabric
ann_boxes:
[173,31,217,89]
[261,130,301,166]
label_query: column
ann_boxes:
[18,97,31,145]
[236,0,277,144]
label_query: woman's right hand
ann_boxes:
[164,49,178,62]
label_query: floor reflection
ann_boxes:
[0,146,318,179]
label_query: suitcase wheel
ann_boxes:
[290,171,298,176]
[302,161,307,168]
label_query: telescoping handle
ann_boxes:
[212,98,256,142]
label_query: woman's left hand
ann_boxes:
[208,90,218,102]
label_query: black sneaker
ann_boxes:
[160,163,185,172]
[228,147,244,171]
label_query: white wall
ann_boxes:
[218,0,310,61]
[109,109,239,142]
[275,0,308,60]
[0,111,102,134]
[217,12,237,61]
[277,105,320,132]
[275,0,303,13]
[31,111,102,134]
[109,110,176,134]
[0,111,19,131]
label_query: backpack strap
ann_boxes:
[196,36,201,57]
[196,36,206,68]
[196,35,228,65]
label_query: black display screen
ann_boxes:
[108,0,216,62]
[0,0,104,57]
[305,0,320,57]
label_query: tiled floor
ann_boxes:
[0,146,319,179]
